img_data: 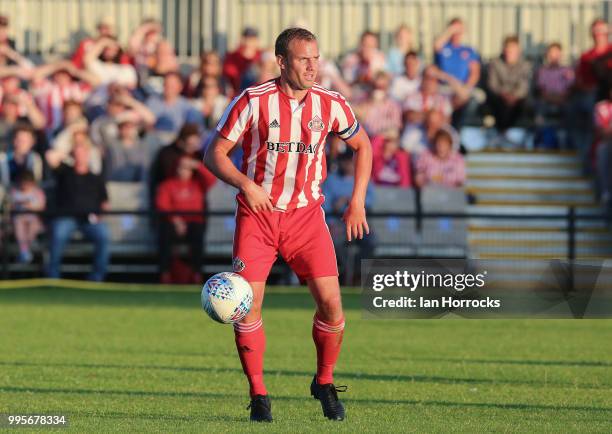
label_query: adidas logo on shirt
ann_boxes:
[269,119,280,128]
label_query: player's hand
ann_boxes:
[342,201,369,242]
[241,181,274,213]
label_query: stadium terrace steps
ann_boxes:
[467,166,583,177]
[467,152,579,164]
[467,179,592,190]
[465,150,611,261]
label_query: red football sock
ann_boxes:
[312,313,345,385]
[234,318,267,397]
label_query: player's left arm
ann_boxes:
[343,127,372,242]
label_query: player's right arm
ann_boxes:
[204,135,273,213]
[206,91,274,213]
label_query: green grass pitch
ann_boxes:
[0,281,611,433]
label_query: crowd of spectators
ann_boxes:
[0,13,609,281]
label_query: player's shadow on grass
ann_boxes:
[0,289,362,310]
[73,410,244,423]
[0,360,609,390]
[0,385,610,414]
[410,357,612,368]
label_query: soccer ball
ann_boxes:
[201,272,253,324]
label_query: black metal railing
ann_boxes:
[1,206,610,280]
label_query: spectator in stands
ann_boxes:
[0,124,43,186]
[316,54,353,99]
[185,51,226,98]
[401,108,458,156]
[48,119,103,175]
[90,85,156,147]
[146,72,203,138]
[101,111,152,182]
[571,19,612,161]
[155,155,216,284]
[534,42,574,148]
[45,140,110,281]
[371,129,411,187]
[72,16,130,69]
[536,43,574,109]
[0,44,33,70]
[0,65,36,114]
[150,123,204,199]
[576,19,612,102]
[222,27,262,95]
[51,100,88,140]
[0,94,46,152]
[190,76,229,130]
[416,128,465,188]
[0,15,16,57]
[356,71,402,137]
[403,66,453,127]
[386,24,415,76]
[31,60,99,134]
[389,51,422,103]
[84,37,137,89]
[129,18,178,95]
[486,35,531,133]
[594,86,612,207]
[325,135,349,175]
[434,17,481,127]
[9,170,45,263]
[323,151,374,284]
[341,30,386,86]
[256,49,280,84]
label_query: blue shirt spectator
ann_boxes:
[386,25,415,76]
[147,94,203,133]
[435,42,480,84]
[146,71,203,135]
[434,18,481,86]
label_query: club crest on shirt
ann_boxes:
[232,257,245,272]
[308,115,325,132]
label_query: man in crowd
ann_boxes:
[146,72,203,138]
[222,27,262,95]
[45,140,110,281]
[341,30,386,86]
[389,51,422,102]
[487,35,532,134]
[434,17,481,127]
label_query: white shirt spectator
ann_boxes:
[32,79,91,132]
[87,58,137,88]
[389,75,421,102]
[403,92,453,120]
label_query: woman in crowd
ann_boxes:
[371,129,412,188]
[415,128,465,188]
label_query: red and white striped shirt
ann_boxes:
[216,78,359,211]
[33,79,91,132]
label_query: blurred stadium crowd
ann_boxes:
[0,13,610,282]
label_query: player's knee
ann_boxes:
[316,295,343,322]
[242,303,262,322]
[240,311,261,324]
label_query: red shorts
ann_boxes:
[232,196,338,282]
